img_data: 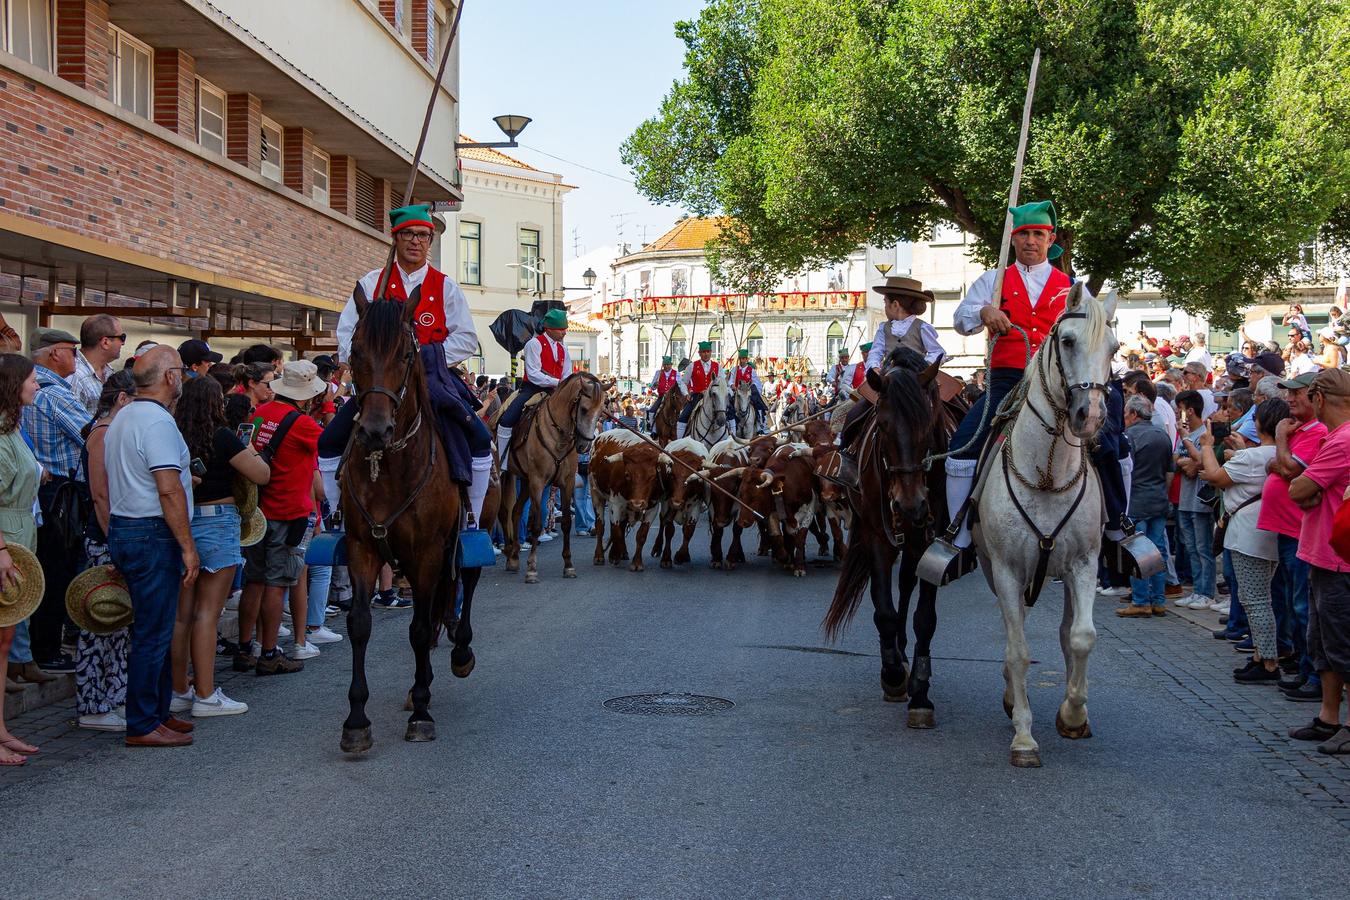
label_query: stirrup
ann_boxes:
[821,451,859,489]
[1103,531,1164,580]
[918,537,978,587]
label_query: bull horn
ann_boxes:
[605,452,624,465]
[719,466,746,480]
[758,470,774,488]
[791,447,814,459]
[684,469,708,485]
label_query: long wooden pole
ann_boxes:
[987,47,1041,312]
[372,0,468,303]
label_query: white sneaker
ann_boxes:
[538,533,554,543]
[291,641,320,660]
[191,687,248,717]
[225,590,241,611]
[170,688,195,713]
[78,710,126,732]
[1097,586,1131,598]
[277,623,292,638]
[520,541,532,550]
[1185,595,1213,609]
[281,609,292,623]
[1210,602,1231,616]
[306,625,343,645]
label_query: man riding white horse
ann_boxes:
[335,203,493,525]
[944,200,1089,565]
[496,308,571,469]
[675,341,719,440]
[729,347,768,435]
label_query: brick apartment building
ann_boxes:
[0,0,462,356]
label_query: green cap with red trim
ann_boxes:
[1010,200,1062,260]
[389,203,436,234]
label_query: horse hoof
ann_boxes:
[563,567,577,578]
[524,571,539,584]
[1055,710,1092,740]
[882,680,909,703]
[628,562,643,573]
[675,553,690,565]
[792,568,805,578]
[405,719,436,742]
[1002,697,1014,719]
[710,561,723,570]
[505,561,519,573]
[907,708,936,729]
[1010,748,1042,768]
[451,649,476,678]
[403,690,413,712]
[340,726,373,754]
[660,559,673,569]
[593,557,605,567]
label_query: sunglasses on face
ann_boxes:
[105,333,128,343]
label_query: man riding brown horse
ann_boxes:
[496,308,571,470]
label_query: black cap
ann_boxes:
[311,354,337,374]
[1251,351,1285,377]
[178,338,222,366]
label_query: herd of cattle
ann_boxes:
[588,418,850,577]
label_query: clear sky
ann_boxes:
[458,0,706,266]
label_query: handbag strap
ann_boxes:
[259,410,302,466]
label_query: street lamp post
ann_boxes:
[456,115,533,151]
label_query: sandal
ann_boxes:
[1316,725,1350,755]
[0,737,38,754]
[0,746,26,767]
[1288,717,1339,741]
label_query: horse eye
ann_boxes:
[1061,335,1075,347]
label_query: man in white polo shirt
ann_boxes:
[104,345,199,748]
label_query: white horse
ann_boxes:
[975,283,1117,768]
[732,381,757,441]
[687,373,731,447]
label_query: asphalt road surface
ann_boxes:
[2,527,1347,898]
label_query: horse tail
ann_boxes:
[822,538,871,642]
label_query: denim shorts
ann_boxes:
[191,504,244,574]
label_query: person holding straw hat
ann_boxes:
[0,353,45,764]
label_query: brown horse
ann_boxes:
[497,372,606,583]
[822,348,951,729]
[340,291,467,753]
[650,387,681,446]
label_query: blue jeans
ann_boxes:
[1129,516,1167,606]
[307,565,333,629]
[573,475,595,532]
[7,619,31,664]
[951,367,1023,461]
[1273,534,1317,683]
[1177,510,1216,599]
[107,515,182,738]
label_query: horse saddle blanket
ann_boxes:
[489,388,548,431]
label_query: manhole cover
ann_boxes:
[603,693,734,716]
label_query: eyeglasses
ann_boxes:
[396,231,434,244]
[106,333,127,343]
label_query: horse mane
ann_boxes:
[1030,286,1109,384]
[356,298,407,354]
[880,348,933,429]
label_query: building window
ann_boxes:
[518,227,540,292]
[826,321,845,360]
[108,26,151,118]
[196,78,226,155]
[706,325,723,361]
[639,269,652,297]
[459,220,482,285]
[785,323,805,357]
[746,323,764,359]
[311,148,330,206]
[826,266,846,292]
[429,5,443,62]
[637,326,651,375]
[669,324,687,364]
[7,0,51,70]
[260,116,283,183]
[671,267,689,296]
[354,167,380,229]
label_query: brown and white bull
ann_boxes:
[589,430,670,572]
[704,436,776,570]
[735,442,819,577]
[650,437,711,568]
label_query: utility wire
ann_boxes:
[519,144,636,184]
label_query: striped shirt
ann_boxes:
[21,366,91,482]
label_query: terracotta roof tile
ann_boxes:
[642,217,728,252]
[457,135,539,171]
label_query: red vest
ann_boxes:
[990,264,1071,370]
[851,364,866,389]
[379,266,449,346]
[528,334,564,385]
[690,360,719,393]
[655,368,678,395]
[734,364,755,387]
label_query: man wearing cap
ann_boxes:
[336,204,494,525]
[646,355,679,432]
[21,327,91,674]
[1286,368,1350,753]
[311,354,340,426]
[729,348,767,434]
[1264,370,1328,702]
[496,308,571,469]
[238,360,326,674]
[829,347,852,394]
[944,200,1087,553]
[178,339,222,379]
[70,314,124,415]
[675,341,720,440]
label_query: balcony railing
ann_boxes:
[600,290,865,321]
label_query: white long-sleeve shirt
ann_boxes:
[953,260,1073,337]
[864,317,945,369]
[337,263,479,366]
[523,333,569,388]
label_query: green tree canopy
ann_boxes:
[623,0,1350,327]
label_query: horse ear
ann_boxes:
[865,368,884,392]
[1101,287,1119,323]
[404,286,423,322]
[352,281,369,317]
[919,357,941,386]
[1067,281,1086,310]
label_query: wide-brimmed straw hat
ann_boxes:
[873,276,934,308]
[272,360,327,402]
[233,478,259,519]
[240,507,266,547]
[65,565,132,634]
[0,544,44,628]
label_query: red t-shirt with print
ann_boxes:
[250,399,321,520]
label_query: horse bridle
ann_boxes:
[1027,311,1111,430]
[354,321,417,412]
